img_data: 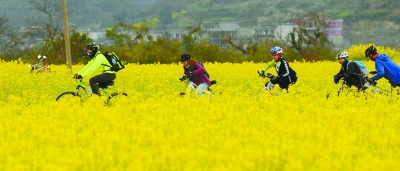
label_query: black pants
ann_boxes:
[89,73,116,94]
[270,75,297,90]
[345,76,365,91]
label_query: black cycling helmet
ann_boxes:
[85,42,99,58]
[180,54,190,62]
[365,45,377,57]
[85,42,99,51]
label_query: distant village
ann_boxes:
[20,19,344,49]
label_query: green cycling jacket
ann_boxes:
[78,51,116,78]
[262,59,276,72]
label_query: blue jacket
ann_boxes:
[371,54,400,85]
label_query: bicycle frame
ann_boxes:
[29,61,52,74]
[56,78,128,105]
[258,72,277,92]
[337,78,391,97]
[179,79,214,97]
[185,81,214,97]
[73,80,115,97]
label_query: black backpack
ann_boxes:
[103,51,125,72]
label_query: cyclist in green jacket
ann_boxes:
[74,42,116,95]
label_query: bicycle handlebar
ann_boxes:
[258,71,275,79]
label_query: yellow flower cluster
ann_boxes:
[343,44,400,61]
[0,57,399,170]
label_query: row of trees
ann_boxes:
[0,0,336,65]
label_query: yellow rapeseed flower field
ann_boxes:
[0,56,399,170]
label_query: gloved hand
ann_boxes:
[179,75,188,81]
[334,75,340,84]
[370,71,377,75]
[73,74,82,79]
[366,78,377,86]
[258,71,265,77]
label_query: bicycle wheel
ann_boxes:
[56,91,81,102]
[106,92,128,106]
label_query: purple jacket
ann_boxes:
[184,62,210,86]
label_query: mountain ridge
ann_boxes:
[0,0,399,48]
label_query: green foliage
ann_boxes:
[181,25,202,53]
[70,31,93,64]
[246,43,269,63]
[20,31,92,65]
[128,37,181,64]
[299,47,335,62]
[105,23,136,49]
[361,10,389,20]
[192,40,236,63]
[389,10,400,23]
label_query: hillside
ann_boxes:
[0,0,399,49]
[133,0,400,48]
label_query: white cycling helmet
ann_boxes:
[270,46,283,55]
[38,55,41,59]
[337,52,348,59]
[43,56,47,59]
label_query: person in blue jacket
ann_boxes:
[365,45,400,87]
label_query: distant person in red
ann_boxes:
[179,54,211,96]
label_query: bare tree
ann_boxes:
[278,13,332,52]
[24,0,65,61]
[0,15,31,61]
[0,15,10,36]
[27,0,63,42]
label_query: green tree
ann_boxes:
[181,25,202,53]
[105,20,158,49]
[69,31,93,64]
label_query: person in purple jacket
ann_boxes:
[179,54,211,96]
[365,45,400,87]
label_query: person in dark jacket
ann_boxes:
[334,52,369,91]
[179,54,211,96]
[263,46,297,92]
[365,45,400,87]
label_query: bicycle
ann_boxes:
[178,75,216,98]
[336,72,391,97]
[258,71,277,92]
[29,61,52,74]
[366,71,396,96]
[257,71,298,95]
[56,79,128,105]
